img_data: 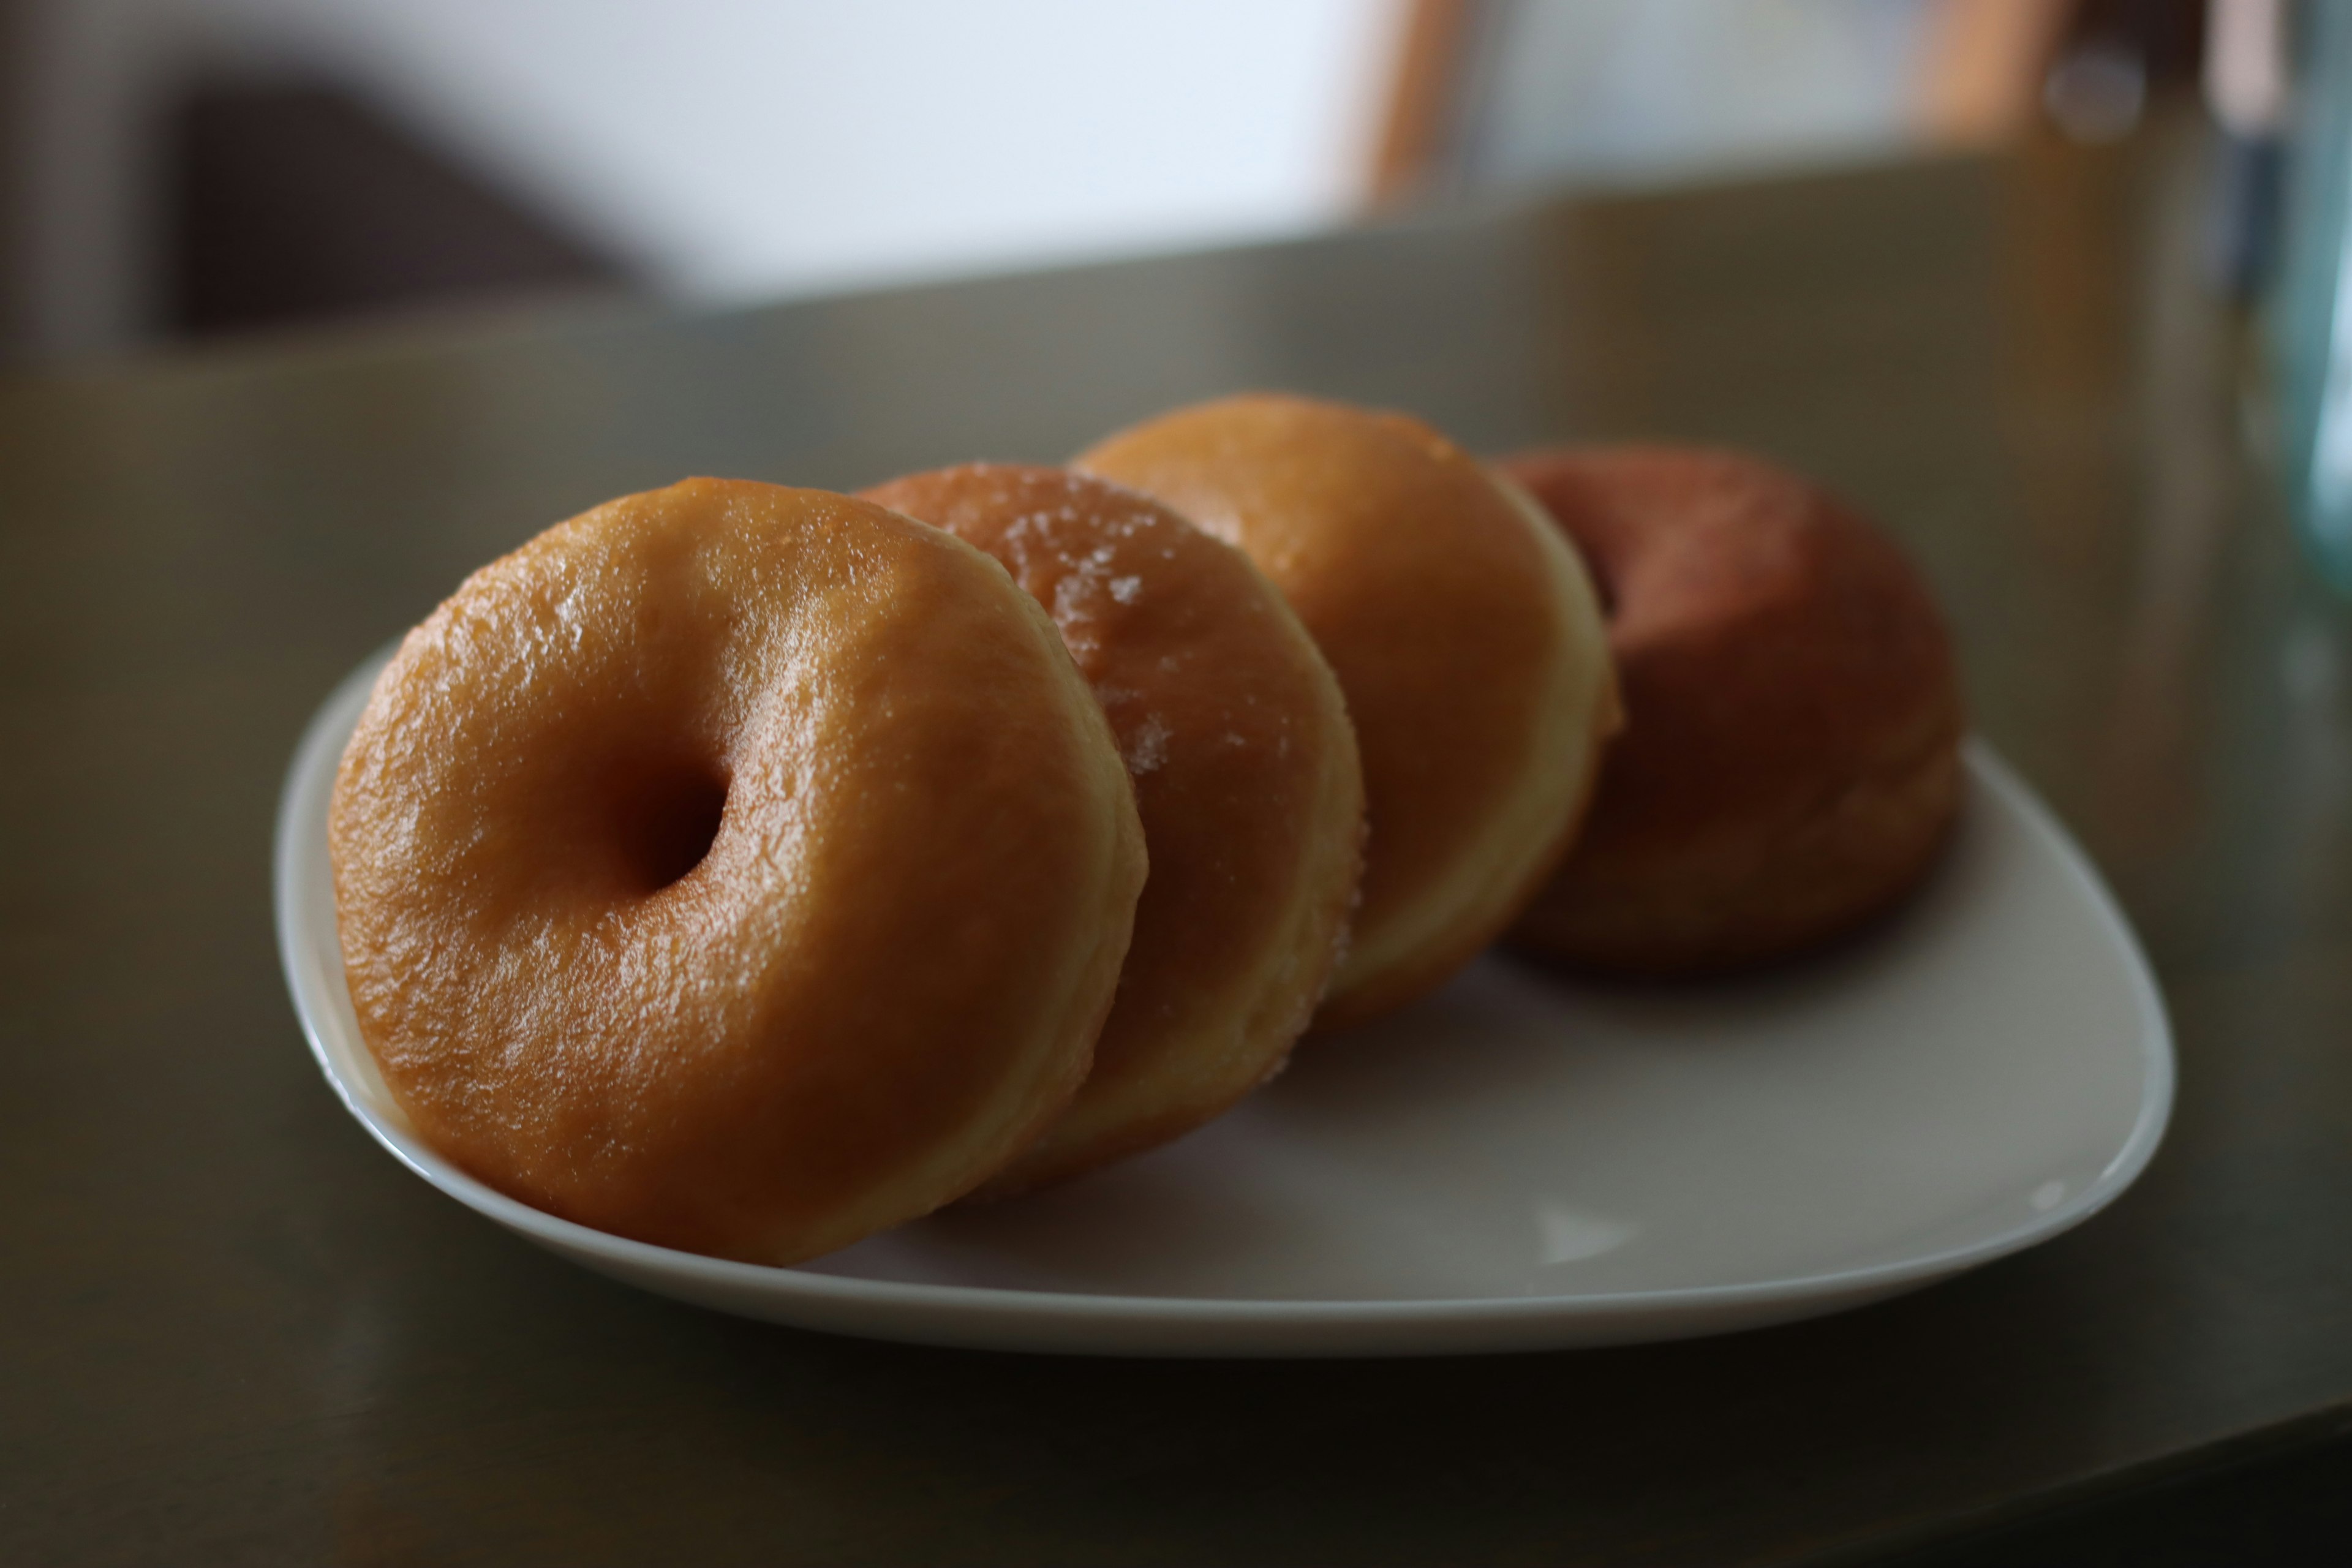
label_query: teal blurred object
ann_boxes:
[2276,0,2352,590]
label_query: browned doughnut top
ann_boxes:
[1503,447,1964,973]
[862,464,1363,1193]
[330,478,1145,1262]
[1078,394,1616,1027]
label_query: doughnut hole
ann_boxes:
[607,751,730,894]
[513,693,734,904]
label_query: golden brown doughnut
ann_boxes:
[329,478,1147,1262]
[861,464,1363,1193]
[1077,393,1616,1027]
[1502,447,1964,973]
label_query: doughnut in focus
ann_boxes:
[1077,393,1617,1027]
[329,478,1147,1262]
[1502,447,1964,973]
[862,464,1363,1193]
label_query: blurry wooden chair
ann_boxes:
[1368,0,2205,208]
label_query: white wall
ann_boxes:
[13,0,1400,357]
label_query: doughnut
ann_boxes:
[1077,393,1617,1027]
[1501,447,1964,973]
[328,478,1147,1262]
[861,464,1363,1194]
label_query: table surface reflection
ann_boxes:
[4,121,2350,1566]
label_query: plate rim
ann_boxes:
[276,650,2175,1344]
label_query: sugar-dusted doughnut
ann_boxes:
[1502,447,1964,973]
[1078,394,1617,1027]
[862,464,1363,1192]
[329,478,1146,1262]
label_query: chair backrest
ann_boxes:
[1368,0,2084,208]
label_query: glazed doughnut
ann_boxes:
[1502,447,1964,973]
[330,478,1147,1262]
[1077,393,1617,1027]
[862,464,1363,1193]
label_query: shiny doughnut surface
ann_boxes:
[1079,394,1616,1027]
[863,464,1363,1193]
[330,478,1146,1262]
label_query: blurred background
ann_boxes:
[0,0,2256,366]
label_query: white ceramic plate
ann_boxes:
[277,652,2172,1357]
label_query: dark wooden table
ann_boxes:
[7,123,2351,1566]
